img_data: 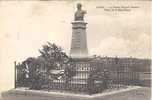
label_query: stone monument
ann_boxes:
[70,3,88,58]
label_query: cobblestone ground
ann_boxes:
[1,87,151,100]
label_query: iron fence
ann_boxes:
[15,61,142,94]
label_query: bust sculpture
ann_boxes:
[74,3,87,21]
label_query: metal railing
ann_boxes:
[14,61,142,94]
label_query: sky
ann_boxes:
[0,1,151,92]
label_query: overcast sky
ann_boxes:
[0,1,151,92]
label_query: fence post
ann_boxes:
[117,65,119,89]
[14,61,17,88]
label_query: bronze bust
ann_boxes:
[74,3,87,21]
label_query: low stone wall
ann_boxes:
[2,86,144,100]
[2,89,89,100]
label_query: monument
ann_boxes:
[70,3,88,58]
[2,3,149,100]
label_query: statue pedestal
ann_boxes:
[70,21,88,58]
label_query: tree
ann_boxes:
[39,42,69,70]
[39,42,76,90]
[17,57,45,89]
[17,42,76,90]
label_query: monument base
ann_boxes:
[70,21,88,58]
[2,86,142,100]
